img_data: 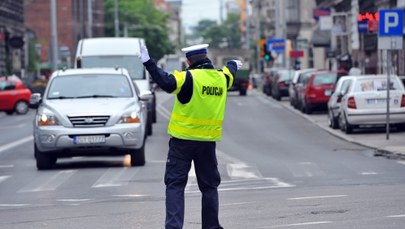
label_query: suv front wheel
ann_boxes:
[35,144,57,170]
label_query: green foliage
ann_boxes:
[189,13,242,49]
[104,0,174,60]
[28,40,39,72]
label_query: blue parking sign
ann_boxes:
[378,9,404,36]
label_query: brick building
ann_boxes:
[24,0,104,70]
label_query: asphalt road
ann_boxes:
[0,90,405,228]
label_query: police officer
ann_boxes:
[139,44,242,229]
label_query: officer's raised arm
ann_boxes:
[139,45,178,93]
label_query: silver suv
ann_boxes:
[30,68,151,170]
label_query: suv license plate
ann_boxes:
[74,135,106,144]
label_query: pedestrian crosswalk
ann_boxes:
[0,161,294,202]
[0,157,382,207]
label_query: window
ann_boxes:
[355,78,402,92]
[0,81,16,91]
[313,73,337,86]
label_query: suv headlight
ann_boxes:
[118,111,141,124]
[37,113,59,126]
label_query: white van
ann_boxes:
[74,37,155,136]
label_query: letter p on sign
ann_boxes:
[384,12,399,33]
[379,9,404,36]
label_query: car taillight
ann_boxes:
[348,96,357,109]
[306,86,316,98]
[277,82,285,87]
[401,95,405,107]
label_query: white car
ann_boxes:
[30,68,152,169]
[327,76,355,129]
[339,75,405,134]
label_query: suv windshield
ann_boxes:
[80,56,144,80]
[47,74,133,99]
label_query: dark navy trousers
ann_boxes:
[164,137,223,229]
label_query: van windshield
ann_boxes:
[80,56,144,80]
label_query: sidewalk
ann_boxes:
[254,89,405,160]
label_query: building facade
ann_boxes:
[0,0,25,76]
[24,0,104,71]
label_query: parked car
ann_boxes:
[339,75,405,134]
[262,68,282,96]
[30,68,152,170]
[0,76,31,115]
[294,70,320,110]
[288,68,318,107]
[298,70,347,114]
[327,76,355,129]
[271,69,294,101]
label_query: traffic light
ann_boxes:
[264,45,272,61]
[258,39,266,58]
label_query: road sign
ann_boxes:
[289,50,304,58]
[378,9,403,36]
[378,9,403,50]
[267,39,285,53]
[377,9,404,139]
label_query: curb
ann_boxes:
[255,90,405,160]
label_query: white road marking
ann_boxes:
[187,177,294,194]
[361,171,378,175]
[262,221,333,228]
[185,162,196,192]
[386,214,405,218]
[222,201,256,207]
[0,175,11,184]
[288,195,347,201]
[398,161,405,166]
[0,136,33,154]
[227,163,262,179]
[216,149,243,164]
[18,170,76,192]
[92,168,138,188]
[289,162,325,177]
[112,194,148,198]
[0,164,14,168]
[0,204,30,207]
[56,199,91,202]
[0,123,26,130]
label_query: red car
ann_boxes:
[298,70,347,114]
[0,76,32,115]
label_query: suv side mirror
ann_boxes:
[29,93,42,109]
[139,90,153,101]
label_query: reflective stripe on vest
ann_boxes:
[168,69,227,141]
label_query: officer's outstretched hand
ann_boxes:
[139,45,150,63]
[229,60,243,70]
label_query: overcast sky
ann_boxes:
[181,0,223,31]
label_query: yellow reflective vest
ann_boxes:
[168,67,233,141]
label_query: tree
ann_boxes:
[104,0,174,60]
[189,13,242,49]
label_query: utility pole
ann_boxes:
[87,0,93,38]
[50,0,58,71]
[114,0,119,37]
[220,0,224,24]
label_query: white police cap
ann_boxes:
[181,44,209,58]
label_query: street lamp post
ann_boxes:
[50,0,58,71]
